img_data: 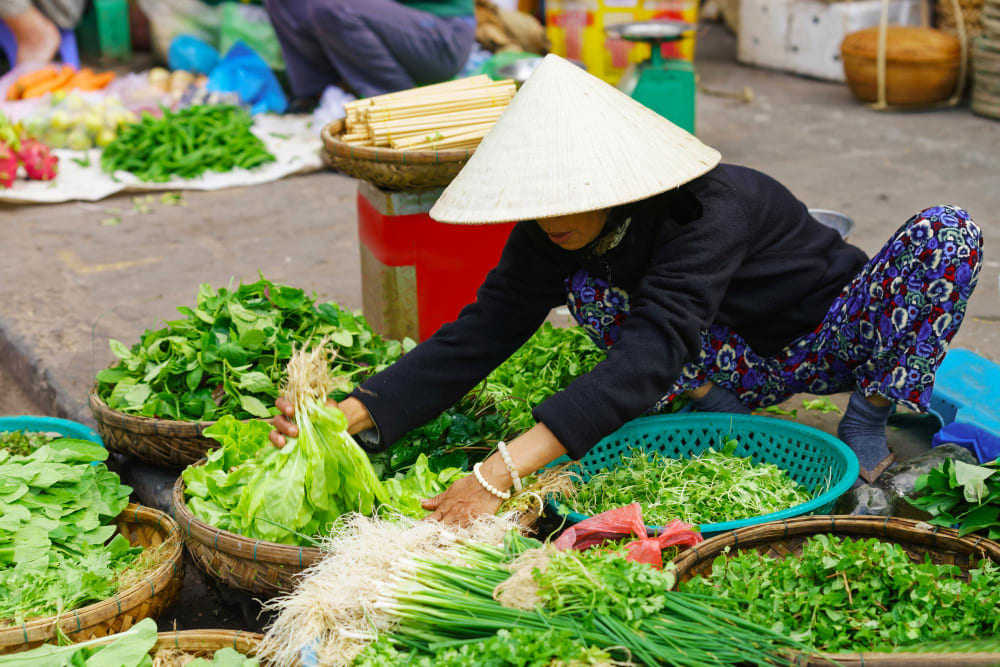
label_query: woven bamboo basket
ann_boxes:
[89,389,267,469]
[673,515,1000,666]
[172,471,322,596]
[937,0,984,40]
[149,629,267,663]
[321,119,473,190]
[0,504,184,654]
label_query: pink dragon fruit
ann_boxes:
[17,138,58,181]
[0,141,16,188]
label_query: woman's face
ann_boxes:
[537,210,608,251]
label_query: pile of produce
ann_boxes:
[182,343,464,545]
[23,92,138,149]
[147,67,202,103]
[909,458,1000,538]
[0,112,58,187]
[96,277,410,421]
[0,429,59,456]
[680,534,1000,653]
[568,441,814,526]
[341,75,515,150]
[101,105,275,182]
[0,439,140,624]
[0,618,260,666]
[257,515,811,666]
[5,65,114,101]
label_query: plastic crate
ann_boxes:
[77,0,131,60]
[552,413,859,538]
[0,415,104,447]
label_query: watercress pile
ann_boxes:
[680,534,1000,652]
[0,430,59,456]
[0,439,139,624]
[569,442,813,526]
[96,277,412,421]
[908,458,1000,538]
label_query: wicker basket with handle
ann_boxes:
[672,515,1000,666]
[0,504,184,654]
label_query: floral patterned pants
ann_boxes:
[566,206,983,412]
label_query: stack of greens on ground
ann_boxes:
[908,458,1000,538]
[256,514,812,667]
[0,439,141,625]
[0,619,259,666]
[680,534,1000,653]
[567,440,814,527]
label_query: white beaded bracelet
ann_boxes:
[473,462,511,500]
[496,441,523,492]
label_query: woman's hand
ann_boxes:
[421,473,506,524]
[269,396,375,447]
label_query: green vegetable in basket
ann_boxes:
[569,441,813,526]
[96,276,412,421]
[680,534,1000,652]
[0,429,59,456]
[101,105,276,182]
[908,458,1000,538]
[0,617,158,667]
[0,439,140,624]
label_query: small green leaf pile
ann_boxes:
[0,440,139,624]
[908,458,1000,538]
[570,444,813,526]
[96,277,411,421]
[680,534,1000,652]
[0,430,58,456]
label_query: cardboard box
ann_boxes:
[738,0,923,82]
[546,0,698,85]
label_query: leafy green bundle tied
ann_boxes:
[908,458,1000,538]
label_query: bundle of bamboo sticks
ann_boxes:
[340,75,516,151]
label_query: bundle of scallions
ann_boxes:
[258,515,816,666]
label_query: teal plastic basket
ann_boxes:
[0,415,104,447]
[552,413,859,538]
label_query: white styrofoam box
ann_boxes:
[738,0,923,82]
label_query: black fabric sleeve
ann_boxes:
[349,222,567,449]
[533,193,753,459]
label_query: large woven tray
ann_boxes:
[0,504,184,653]
[321,119,472,190]
[673,515,1000,666]
[172,470,322,596]
[89,389,267,469]
[150,629,266,663]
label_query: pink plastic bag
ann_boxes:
[554,502,703,569]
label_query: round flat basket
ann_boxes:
[0,504,184,653]
[89,389,266,469]
[672,515,1000,666]
[550,414,859,538]
[321,119,473,190]
[172,470,322,596]
[149,629,266,663]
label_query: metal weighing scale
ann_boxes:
[605,20,697,133]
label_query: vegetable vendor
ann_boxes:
[272,55,982,524]
[263,0,475,108]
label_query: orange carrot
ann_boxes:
[6,65,59,100]
[21,66,74,99]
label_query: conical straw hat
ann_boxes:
[430,54,721,224]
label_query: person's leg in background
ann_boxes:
[264,0,342,108]
[1,1,59,63]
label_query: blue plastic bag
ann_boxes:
[206,41,287,114]
[168,34,220,75]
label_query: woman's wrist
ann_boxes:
[337,396,375,434]
[478,422,568,493]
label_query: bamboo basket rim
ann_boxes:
[0,504,183,647]
[151,628,264,657]
[322,119,475,166]
[172,466,323,567]
[89,388,271,436]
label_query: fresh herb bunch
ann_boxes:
[101,105,276,182]
[680,534,1000,652]
[908,458,1000,538]
[570,441,813,526]
[0,440,139,624]
[96,277,412,421]
[0,430,58,456]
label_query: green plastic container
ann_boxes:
[551,413,859,538]
[77,0,131,60]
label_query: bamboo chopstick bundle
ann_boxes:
[339,76,515,151]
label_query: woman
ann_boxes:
[272,55,982,525]
[264,0,475,108]
[0,0,83,64]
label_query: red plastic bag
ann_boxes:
[553,502,703,569]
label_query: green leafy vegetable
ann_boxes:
[680,534,1000,652]
[0,440,139,624]
[802,397,842,414]
[569,443,813,526]
[96,276,412,421]
[909,458,1000,538]
[184,647,260,667]
[0,430,59,456]
[0,617,158,667]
